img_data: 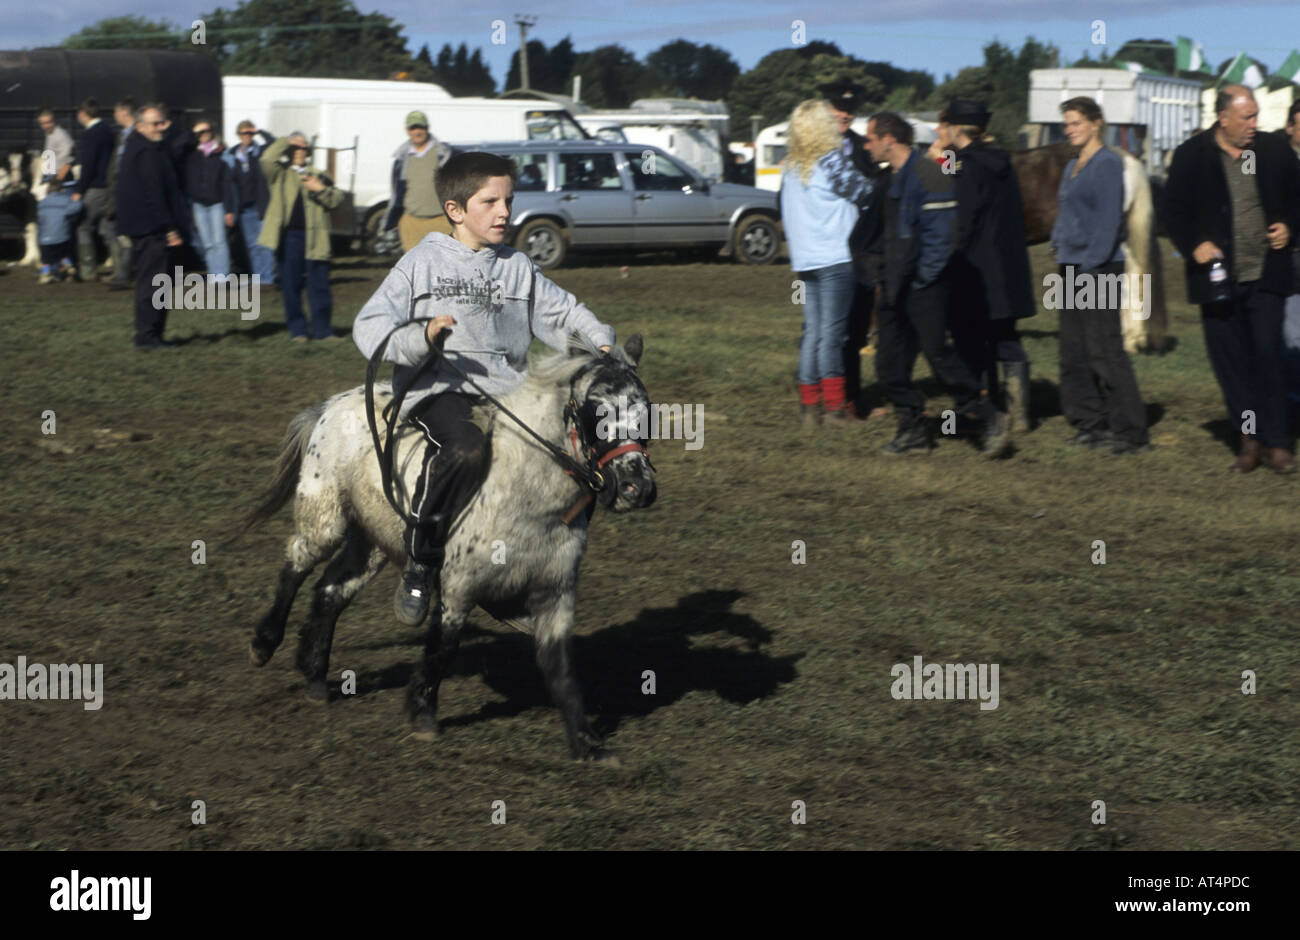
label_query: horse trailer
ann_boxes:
[1026,68,1203,179]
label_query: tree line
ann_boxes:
[60,1,1237,144]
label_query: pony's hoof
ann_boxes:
[249,640,273,667]
[581,748,620,767]
[304,680,330,704]
[409,713,439,742]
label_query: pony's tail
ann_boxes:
[229,402,325,542]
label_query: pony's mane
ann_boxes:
[525,333,617,389]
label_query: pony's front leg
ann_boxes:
[406,600,466,741]
[532,593,606,761]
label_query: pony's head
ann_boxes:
[563,332,657,513]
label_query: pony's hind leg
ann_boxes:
[294,535,386,702]
[405,597,469,741]
[249,560,311,666]
[250,500,347,666]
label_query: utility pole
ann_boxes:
[514,15,537,91]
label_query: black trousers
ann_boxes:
[132,233,173,347]
[404,392,491,567]
[1201,281,1288,449]
[1057,262,1148,445]
[843,279,874,410]
[876,277,984,422]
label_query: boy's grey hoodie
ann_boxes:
[353,232,616,418]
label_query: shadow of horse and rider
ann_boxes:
[322,588,800,739]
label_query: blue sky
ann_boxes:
[5,0,1299,87]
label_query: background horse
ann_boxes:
[0,150,41,267]
[242,334,657,761]
[1013,141,1168,354]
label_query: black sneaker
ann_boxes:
[394,561,436,627]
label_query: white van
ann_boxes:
[246,84,589,245]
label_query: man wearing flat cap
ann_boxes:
[818,78,886,417]
[384,110,452,254]
[946,98,1036,434]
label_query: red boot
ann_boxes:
[821,376,852,425]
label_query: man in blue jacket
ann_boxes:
[71,98,116,281]
[116,104,190,350]
[865,111,1009,457]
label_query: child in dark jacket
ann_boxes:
[37,177,84,283]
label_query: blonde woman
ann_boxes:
[781,99,875,426]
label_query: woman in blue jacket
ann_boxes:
[781,99,875,426]
[1052,97,1149,455]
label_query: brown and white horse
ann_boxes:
[0,150,43,267]
[1013,141,1167,354]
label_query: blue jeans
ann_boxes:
[278,228,332,339]
[238,207,276,284]
[796,262,856,386]
[191,202,230,277]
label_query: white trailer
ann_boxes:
[575,98,731,181]
[1028,68,1202,177]
[752,116,936,192]
[222,76,452,145]
[261,93,589,242]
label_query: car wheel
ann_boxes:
[517,219,567,269]
[733,215,779,265]
[364,206,398,256]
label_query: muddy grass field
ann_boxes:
[1,240,1297,851]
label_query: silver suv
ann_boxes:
[451,140,781,269]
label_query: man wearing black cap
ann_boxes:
[946,98,1036,433]
[864,110,1010,457]
[819,79,886,418]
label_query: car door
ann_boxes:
[624,148,728,246]
[554,151,635,248]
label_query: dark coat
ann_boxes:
[223,133,273,217]
[952,142,1036,321]
[115,130,190,240]
[1164,126,1300,303]
[843,127,886,286]
[881,150,958,306]
[184,147,236,212]
[73,119,115,194]
[162,124,197,192]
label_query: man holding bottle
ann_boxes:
[1165,84,1300,473]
